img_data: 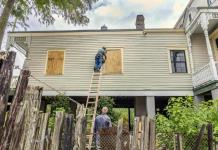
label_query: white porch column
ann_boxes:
[212,89,218,100]
[186,33,194,73]
[200,13,218,80]
[135,96,156,118]
[146,96,156,119]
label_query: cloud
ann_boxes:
[127,0,165,10]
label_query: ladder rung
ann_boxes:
[86,114,93,116]
[88,102,95,104]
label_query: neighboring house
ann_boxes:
[5,0,218,117]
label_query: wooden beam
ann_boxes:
[207,123,213,150]
[193,124,206,150]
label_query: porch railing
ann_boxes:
[192,63,214,88]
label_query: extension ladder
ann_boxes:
[85,70,102,149]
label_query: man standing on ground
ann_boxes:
[94,47,107,72]
[94,107,112,149]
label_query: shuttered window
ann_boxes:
[103,49,123,74]
[46,51,64,75]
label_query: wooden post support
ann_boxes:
[51,111,64,150]
[116,119,123,150]
[207,123,213,150]
[193,124,206,150]
[0,69,30,149]
[60,114,74,150]
[0,51,16,127]
[149,119,155,150]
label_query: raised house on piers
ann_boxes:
[5,0,218,120]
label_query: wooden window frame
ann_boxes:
[45,50,65,75]
[168,48,190,74]
[103,47,124,75]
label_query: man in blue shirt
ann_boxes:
[94,107,112,149]
[94,47,107,72]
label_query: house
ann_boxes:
[5,0,218,118]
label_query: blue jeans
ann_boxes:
[94,54,103,71]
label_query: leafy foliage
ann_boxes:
[45,95,71,129]
[97,96,118,123]
[156,96,218,148]
[1,0,98,29]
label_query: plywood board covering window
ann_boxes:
[46,51,64,75]
[103,49,122,74]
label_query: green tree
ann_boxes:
[156,96,218,148]
[97,96,119,123]
[0,0,98,48]
[45,95,71,129]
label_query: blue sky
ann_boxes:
[25,0,190,31]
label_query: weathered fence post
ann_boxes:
[0,51,16,127]
[143,117,150,150]
[0,69,30,149]
[131,117,140,150]
[207,123,213,150]
[116,118,123,150]
[51,111,64,150]
[39,112,50,150]
[21,86,43,150]
[80,117,87,150]
[60,114,74,150]
[149,119,155,150]
[193,124,206,150]
[73,104,85,150]
[175,133,183,150]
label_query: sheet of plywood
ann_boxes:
[103,49,122,74]
[46,51,64,75]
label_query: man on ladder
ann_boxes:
[94,47,107,72]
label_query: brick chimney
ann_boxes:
[136,15,145,30]
[101,25,108,31]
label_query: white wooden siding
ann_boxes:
[26,31,192,94]
[191,33,209,72]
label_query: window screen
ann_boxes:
[170,50,187,73]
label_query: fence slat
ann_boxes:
[143,117,150,150]
[140,116,145,150]
[0,70,30,149]
[116,119,123,150]
[207,123,213,150]
[51,111,64,150]
[39,113,50,150]
[149,119,155,150]
[131,117,140,150]
[193,124,206,150]
[60,114,74,150]
[0,51,16,128]
[175,133,183,150]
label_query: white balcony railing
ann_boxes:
[192,63,214,88]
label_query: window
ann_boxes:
[46,50,64,75]
[170,50,187,73]
[103,48,123,74]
